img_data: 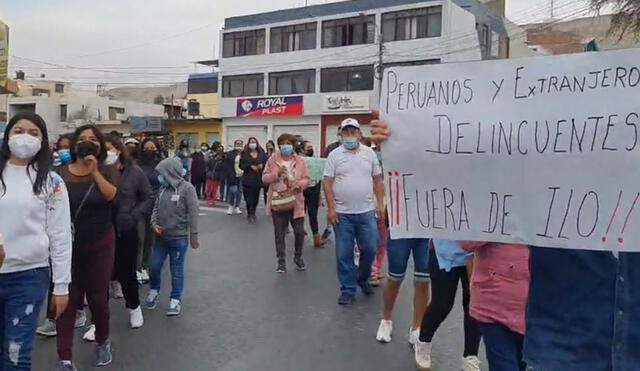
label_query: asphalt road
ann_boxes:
[33,204,486,371]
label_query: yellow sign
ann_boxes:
[0,20,8,87]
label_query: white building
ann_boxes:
[218,0,511,152]
[8,80,163,141]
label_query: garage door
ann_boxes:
[225,125,268,148]
[273,125,320,153]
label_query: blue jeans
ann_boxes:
[480,322,526,371]
[227,180,242,208]
[387,238,430,282]
[150,237,188,300]
[0,268,49,370]
[334,211,379,297]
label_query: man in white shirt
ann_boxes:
[324,118,385,305]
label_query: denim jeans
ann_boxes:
[334,211,379,297]
[0,268,49,370]
[227,180,243,208]
[150,236,189,300]
[480,322,526,371]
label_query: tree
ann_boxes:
[153,95,165,104]
[592,0,640,37]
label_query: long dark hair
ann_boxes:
[0,112,52,195]
[56,133,75,150]
[72,125,107,164]
[104,134,133,168]
[243,136,264,155]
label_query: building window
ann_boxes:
[32,88,50,97]
[223,29,266,58]
[383,59,441,70]
[269,69,315,95]
[382,6,442,42]
[480,24,490,50]
[109,106,125,120]
[55,84,65,93]
[222,74,264,97]
[270,23,317,53]
[322,15,375,48]
[188,77,218,94]
[60,105,67,121]
[321,65,374,92]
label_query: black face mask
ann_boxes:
[306,149,314,157]
[127,147,140,159]
[76,141,99,159]
[140,150,157,163]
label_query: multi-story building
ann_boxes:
[217,0,510,152]
[8,78,163,141]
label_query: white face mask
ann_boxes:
[105,150,119,165]
[9,133,41,160]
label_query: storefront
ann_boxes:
[319,92,373,154]
[164,118,223,149]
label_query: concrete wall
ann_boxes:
[15,80,73,99]
[187,92,220,118]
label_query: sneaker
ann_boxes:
[75,310,87,328]
[375,320,393,343]
[227,206,233,215]
[234,207,243,215]
[359,281,375,296]
[338,293,355,306]
[414,341,432,371]
[462,356,481,371]
[83,324,96,342]
[276,263,287,273]
[167,299,181,316]
[36,318,57,337]
[370,277,381,287]
[96,340,113,366]
[110,281,124,299]
[145,290,159,310]
[129,306,144,329]
[54,361,78,371]
[408,328,420,346]
[294,258,306,271]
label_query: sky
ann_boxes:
[1,0,598,89]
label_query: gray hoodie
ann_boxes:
[151,158,199,238]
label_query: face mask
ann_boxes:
[140,150,157,163]
[58,149,72,164]
[9,134,41,160]
[235,146,243,151]
[105,150,119,165]
[158,174,168,187]
[306,149,314,157]
[76,141,99,159]
[182,168,187,177]
[201,147,208,152]
[280,144,294,156]
[248,143,257,150]
[342,137,359,150]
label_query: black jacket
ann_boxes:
[206,154,225,180]
[239,150,267,187]
[223,149,241,185]
[115,164,152,232]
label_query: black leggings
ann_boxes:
[243,185,262,217]
[191,176,205,198]
[419,250,481,357]
[114,228,140,309]
[304,183,321,235]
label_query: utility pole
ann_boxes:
[377,31,383,99]
[550,0,555,20]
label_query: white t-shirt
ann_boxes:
[324,145,383,214]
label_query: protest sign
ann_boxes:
[305,157,327,182]
[380,48,640,251]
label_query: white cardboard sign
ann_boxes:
[380,48,640,251]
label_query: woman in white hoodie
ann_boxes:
[0,112,72,370]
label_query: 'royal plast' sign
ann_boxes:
[236,96,303,117]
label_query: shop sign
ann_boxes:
[322,93,370,113]
[236,96,303,117]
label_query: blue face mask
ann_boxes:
[342,137,359,150]
[280,145,294,156]
[182,168,187,177]
[158,175,168,187]
[58,149,72,164]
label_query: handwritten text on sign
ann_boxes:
[380,48,640,251]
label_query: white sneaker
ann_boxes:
[234,207,243,215]
[110,281,124,299]
[129,306,144,329]
[462,356,481,371]
[414,340,432,371]
[408,327,420,346]
[36,318,57,337]
[83,324,96,342]
[375,320,393,343]
[74,310,87,328]
[167,299,181,316]
[227,206,233,215]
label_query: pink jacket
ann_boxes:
[459,242,530,335]
[262,152,310,219]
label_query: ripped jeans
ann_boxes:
[149,236,189,300]
[0,267,49,370]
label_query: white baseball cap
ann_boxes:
[340,118,361,130]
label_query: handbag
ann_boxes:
[270,185,296,212]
